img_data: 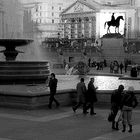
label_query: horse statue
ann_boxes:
[104,16,124,34]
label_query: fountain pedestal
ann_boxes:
[0,39,51,109]
[0,39,50,84]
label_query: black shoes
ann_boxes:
[83,111,89,115]
[90,112,96,115]
[72,107,76,112]
[122,124,126,132]
[48,105,52,109]
[56,103,60,108]
[128,125,132,133]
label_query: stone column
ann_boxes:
[84,17,89,38]
[77,18,82,38]
[75,18,78,38]
[81,18,84,37]
[89,18,92,38]
[91,16,96,38]
[61,19,65,38]
[63,19,67,38]
[71,18,75,39]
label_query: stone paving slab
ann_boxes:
[0,107,139,140]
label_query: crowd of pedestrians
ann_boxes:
[110,61,124,74]
[47,73,138,133]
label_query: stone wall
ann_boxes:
[102,37,125,63]
[0,89,140,109]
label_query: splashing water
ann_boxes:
[17,39,46,61]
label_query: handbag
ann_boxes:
[115,110,122,122]
[108,111,114,122]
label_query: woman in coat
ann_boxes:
[121,86,138,132]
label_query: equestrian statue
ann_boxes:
[104,13,124,34]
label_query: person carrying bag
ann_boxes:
[121,86,138,132]
[110,85,124,130]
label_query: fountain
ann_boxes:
[0,38,139,109]
[0,38,50,84]
[0,38,53,109]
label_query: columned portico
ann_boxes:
[61,14,97,39]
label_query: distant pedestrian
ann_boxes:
[110,62,114,73]
[119,62,124,74]
[104,59,107,67]
[72,78,87,114]
[48,73,60,109]
[111,85,124,130]
[124,62,128,73]
[86,78,98,115]
[121,86,138,132]
[88,58,91,67]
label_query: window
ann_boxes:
[59,7,61,11]
[52,19,54,23]
[52,6,54,10]
[52,12,54,16]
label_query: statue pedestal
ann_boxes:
[102,33,123,38]
[102,35,125,63]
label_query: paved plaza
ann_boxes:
[0,106,139,140]
[0,66,139,140]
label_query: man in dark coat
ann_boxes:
[111,85,124,130]
[48,73,60,109]
[86,78,98,115]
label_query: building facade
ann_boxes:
[21,0,76,42]
[60,0,139,40]
[0,0,23,39]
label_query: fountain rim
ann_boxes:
[0,38,34,47]
[0,60,49,63]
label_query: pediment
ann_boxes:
[62,1,97,15]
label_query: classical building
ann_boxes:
[48,0,140,65]
[0,0,23,38]
[60,0,139,40]
[20,0,76,42]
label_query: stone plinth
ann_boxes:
[0,89,139,109]
[102,36,124,63]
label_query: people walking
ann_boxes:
[111,85,124,130]
[121,86,138,132]
[72,78,87,114]
[48,73,60,109]
[86,78,98,115]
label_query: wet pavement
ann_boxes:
[0,106,139,140]
[0,67,139,140]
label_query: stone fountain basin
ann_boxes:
[0,75,139,109]
[0,61,50,84]
[0,38,33,47]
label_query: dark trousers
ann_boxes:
[48,92,59,107]
[86,102,95,114]
[73,101,87,113]
[111,106,119,129]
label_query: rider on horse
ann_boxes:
[111,13,115,25]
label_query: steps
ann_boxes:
[0,61,50,84]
